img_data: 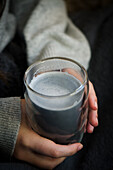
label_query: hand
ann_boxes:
[14,99,83,169]
[62,68,98,133]
[86,81,98,133]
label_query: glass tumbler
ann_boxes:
[24,57,89,144]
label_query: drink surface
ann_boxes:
[29,71,83,110]
[30,71,81,96]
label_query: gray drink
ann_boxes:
[24,57,89,144]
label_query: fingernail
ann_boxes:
[90,125,94,133]
[96,117,99,125]
[94,101,98,109]
[77,144,83,151]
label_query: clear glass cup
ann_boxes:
[24,57,89,144]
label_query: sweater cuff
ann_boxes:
[0,97,21,160]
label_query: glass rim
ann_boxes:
[24,57,89,98]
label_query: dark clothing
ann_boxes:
[0,30,27,98]
[0,2,113,170]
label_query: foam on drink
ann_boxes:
[29,71,83,110]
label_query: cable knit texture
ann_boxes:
[0,0,91,69]
[0,97,21,159]
[24,0,91,69]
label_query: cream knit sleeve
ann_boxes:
[24,0,91,69]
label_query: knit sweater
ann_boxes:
[0,0,91,160]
